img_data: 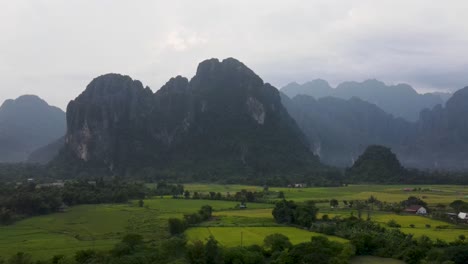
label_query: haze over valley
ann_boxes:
[1,1,468,264]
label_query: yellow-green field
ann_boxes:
[185,184,468,205]
[316,210,468,241]
[185,227,348,247]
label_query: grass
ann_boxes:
[185,227,348,247]
[0,204,137,259]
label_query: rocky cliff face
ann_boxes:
[58,58,320,177]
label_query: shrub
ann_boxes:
[168,218,187,235]
[387,219,401,228]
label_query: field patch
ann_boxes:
[185,184,468,205]
[0,198,271,259]
[371,213,468,241]
[185,226,348,247]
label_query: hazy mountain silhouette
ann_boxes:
[282,79,449,121]
[0,95,66,162]
[283,85,468,170]
[281,93,415,167]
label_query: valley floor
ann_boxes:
[1,184,467,259]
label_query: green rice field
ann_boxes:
[185,226,348,247]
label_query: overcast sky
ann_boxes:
[1,0,468,110]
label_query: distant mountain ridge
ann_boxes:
[282,79,450,121]
[52,58,326,181]
[282,86,468,170]
[0,95,66,162]
[281,93,415,167]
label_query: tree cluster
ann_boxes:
[0,179,147,225]
[272,200,319,227]
[310,216,468,264]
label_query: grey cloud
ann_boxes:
[1,0,468,109]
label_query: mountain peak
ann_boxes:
[158,75,190,94]
[79,73,145,99]
[0,95,49,110]
[192,57,263,90]
[195,57,258,77]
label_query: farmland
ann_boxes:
[186,227,348,247]
[0,199,272,259]
[185,183,468,205]
[0,184,467,259]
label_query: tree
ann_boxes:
[295,201,319,227]
[7,252,33,264]
[75,249,98,264]
[168,218,186,235]
[111,234,143,256]
[263,233,292,253]
[401,196,427,208]
[199,205,213,220]
[272,200,297,224]
[450,200,468,212]
[187,240,205,264]
[330,199,339,208]
[138,199,144,207]
[205,236,223,264]
[184,191,190,199]
[278,191,285,199]
[122,234,143,249]
[224,247,264,264]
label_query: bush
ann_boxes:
[387,219,401,228]
[168,218,187,235]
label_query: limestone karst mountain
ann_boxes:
[53,58,324,179]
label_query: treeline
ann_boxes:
[175,188,282,204]
[0,179,147,225]
[347,166,468,185]
[1,162,344,187]
[0,163,50,182]
[150,182,274,204]
[0,233,354,264]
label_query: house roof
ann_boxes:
[405,205,424,211]
[458,212,468,219]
